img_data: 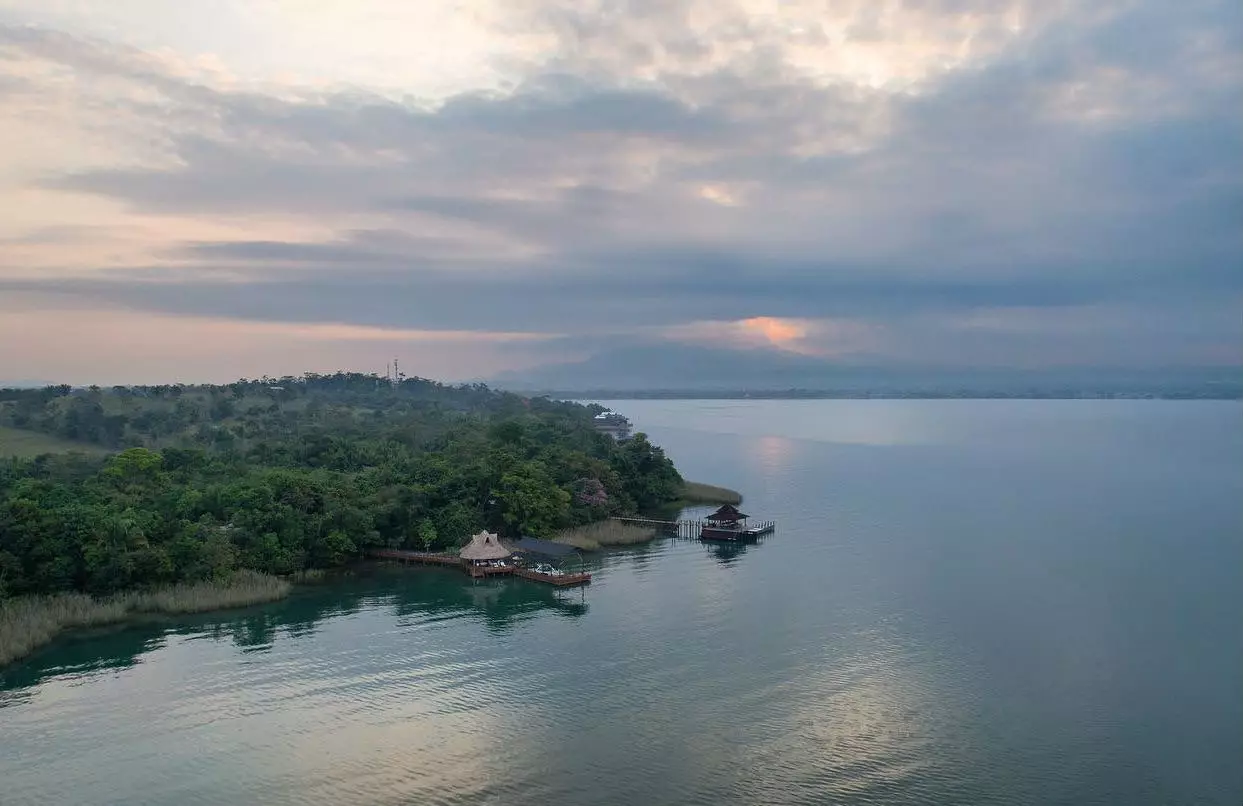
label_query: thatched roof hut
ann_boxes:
[460,530,510,562]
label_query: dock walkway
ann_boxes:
[700,522,776,542]
[611,517,777,542]
[368,548,461,566]
[365,548,591,586]
[514,568,592,587]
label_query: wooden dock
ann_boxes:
[368,548,463,567]
[611,517,776,542]
[468,564,516,579]
[699,522,776,542]
[611,517,700,538]
[365,548,591,586]
[514,568,592,587]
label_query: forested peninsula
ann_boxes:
[0,374,687,664]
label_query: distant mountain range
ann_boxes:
[490,344,1241,399]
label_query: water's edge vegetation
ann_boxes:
[552,482,742,549]
[0,570,290,668]
[555,520,657,550]
[678,481,743,505]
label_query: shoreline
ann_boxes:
[555,520,658,551]
[0,571,291,669]
[2,483,741,668]
[676,481,743,506]
[554,481,743,550]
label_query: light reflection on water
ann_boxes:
[2,401,1241,806]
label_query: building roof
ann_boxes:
[512,537,580,558]
[459,530,511,561]
[707,504,748,522]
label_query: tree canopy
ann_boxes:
[0,373,682,597]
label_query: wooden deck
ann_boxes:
[611,516,777,542]
[699,522,776,542]
[514,568,592,587]
[365,549,591,586]
[611,517,700,538]
[468,564,516,578]
[368,549,463,567]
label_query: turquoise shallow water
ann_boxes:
[2,400,1241,806]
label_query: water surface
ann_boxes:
[3,400,1240,805]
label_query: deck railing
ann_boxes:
[610,517,776,539]
[366,548,591,585]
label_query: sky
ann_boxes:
[0,0,1239,385]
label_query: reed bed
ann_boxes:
[679,481,743,505]
[0,571,291,668]
[555,521,657,551]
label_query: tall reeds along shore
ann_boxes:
[679,481,743,505]
[0,571,291,668]
[555,521,657,551]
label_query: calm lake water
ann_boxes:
[2,400,1241,806]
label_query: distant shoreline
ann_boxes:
[524,390,1242,401]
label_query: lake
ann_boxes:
[2,400,1240,806]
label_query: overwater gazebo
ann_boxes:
[700,504,750,541]
[460,530,511,567]
[706,504,748,528]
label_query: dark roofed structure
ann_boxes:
[700,502,773,542]
[707,504,748,523]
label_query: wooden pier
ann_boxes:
[368,548,463,567]
[365,548,591,586]
[611,517,701,538]
[468,564,516,579]
[611,517,777,542]
[699,521,776,542]
[514,568,592,587]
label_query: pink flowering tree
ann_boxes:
[574,478,609,508]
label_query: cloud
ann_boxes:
[661,316,882,358]
[0,0,1239,382]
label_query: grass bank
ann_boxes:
[679,481,743,505]
[555,521,658,551]
[0,570,291,668]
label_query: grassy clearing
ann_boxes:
[0,425,107,458]
[0,571,291,668]
[679,481,743,505]
[554,521,658,551]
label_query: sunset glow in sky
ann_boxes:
[0,1,1238,384]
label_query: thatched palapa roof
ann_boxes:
[460,530,511,561]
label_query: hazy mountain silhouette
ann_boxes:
[492,344,1239,396]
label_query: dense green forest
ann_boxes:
[0,374,682,598]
